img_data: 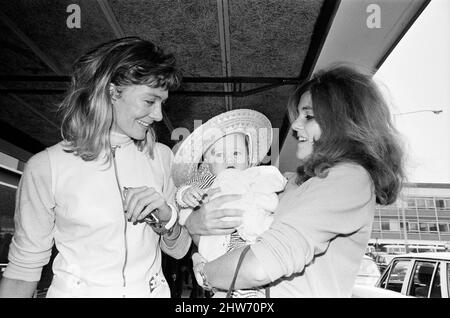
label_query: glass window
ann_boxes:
[419,223,428,232]
[429,223,438,232]
[426,199,435,208]
[372,221,381,231]
[407,199,416,208]
[382,208,398,216]
[389,220,400,231]
[383,260,410,293]
[381,204,398,210]
[408,222,419,232]
[378,265,390,287]
[416,199,426,209]
[381,221,390,231]
[445,199,450,209]
[405,209,417,216]
[436,199,445,209]
[429,264,442,298]
[407,261,436,298]
[438,223,449,232]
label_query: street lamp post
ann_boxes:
[394,109,443,117]
[393,109,443,253]
[393,109,443,124]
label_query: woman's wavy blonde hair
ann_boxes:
[59,37,181,163]
[288,64,405,206]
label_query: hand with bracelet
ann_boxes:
[192,252,216,292]
[123,186,178,235]
[186,193,265,294]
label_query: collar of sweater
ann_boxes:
[110,131,134,147]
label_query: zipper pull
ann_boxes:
[123,186,129,203]
[111,145,119,157]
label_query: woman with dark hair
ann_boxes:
[0,37,192,297]
[185,65,405,297]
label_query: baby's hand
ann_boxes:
[182,186,206,208]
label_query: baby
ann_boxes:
[175,132,286,297]
[176,133,286,255]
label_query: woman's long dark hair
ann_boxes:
[288,64,405,205]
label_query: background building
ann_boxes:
[370,183,450,250]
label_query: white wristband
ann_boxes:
[176,185,191,208]
[164,204,178,230]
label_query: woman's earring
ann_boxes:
[110,88,116,101]
[110,84,120,102]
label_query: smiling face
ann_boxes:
[111,84,168,140]
[204,133,249,175]
[291,91,322,161]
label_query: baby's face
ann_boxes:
[204,133,249,175]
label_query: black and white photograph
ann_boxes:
[0,0,449,303]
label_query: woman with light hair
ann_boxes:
[0,37,191,298]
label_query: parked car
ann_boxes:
[355,255,381,286]
[373,252,397,273]
[0,263,7,278]
[352,255,410,298]
[375,252,450,298]
[352,284,410,298]
[383,245,407,255]
[407,245,446,253]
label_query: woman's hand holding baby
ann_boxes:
[185,193,244,236]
